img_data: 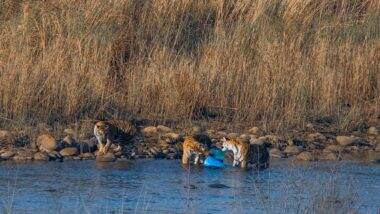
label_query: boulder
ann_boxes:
[296,151,317,161]
[367,150,380,163]
[48,151,63,161]
[34,152,49,161]
[0,150,15,160]
[308,133,327,142]
[320,152,340,161]
[248,127,260,135]
[325,144,343,152]
[368,127,378,136]
[13,150,34,161]
[239,134,251,142]
[269,148,286,158]
[336,136,361,146]
[164,132,181,141]
[37,134,57,152]
[191,126,202,134]
[96,152,116,162]
[0,130,13,146]
[156,125,172,133]
[216,131,227,137]
[284,145,303,156]
[142,126,158,137]
[227,133,239,139]
[80,152,95,160]
[59,147,78,157]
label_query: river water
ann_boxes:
[0,159,379,213]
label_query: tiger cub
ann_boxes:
[182,134,212,165]
[94,120,136,155]
[221,137,269,169]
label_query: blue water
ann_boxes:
[0,159,379,213]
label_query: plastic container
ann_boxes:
[209,148,225,161]
[204,156,224,168]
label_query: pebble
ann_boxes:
[296,151,317,161]
[59,147,78,157]
[284,145,303,156]
[37,134,57,152]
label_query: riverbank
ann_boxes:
[0,121,379,164]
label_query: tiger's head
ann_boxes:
[221,137,236,152]
[94,121,109,143]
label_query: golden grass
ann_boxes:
[0,0,378,131]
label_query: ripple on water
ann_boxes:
[0,159,379,213]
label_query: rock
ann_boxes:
[0,130,13,145]
[216,131,227,137]
[142,126,158,137]
[269,148,286,158]
[336,136,361,146]
[248,127,260,135]
[59,147,78,157]
[296,152,317,161]
[80,152,95,160]
[191,126,202,134]
[320,152,339,161]
[375,144,380,152]
[227,133,239,139]
[284,145,303,156]
[48,151,63,161]
[336,136,357,146]
[164,132,181,141]
[156,125,172,133]
[63,136,76,146]
[368,127,379,136]
[367,150,380,163]
[0,150,15,160]
[64,128,76,137]
[96,152,116,162]
[325,144,343,152]
[37,134,57,152]
[306,123,314,130]
[13,150,33,161]
[239,134,251,141]
[308,133,327,142]
[34,152,49,161]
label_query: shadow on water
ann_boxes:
[0,159,379,213]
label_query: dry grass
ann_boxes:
[0,0,379,131]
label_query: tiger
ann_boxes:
[93,120,136,156]
[221,137,269,169]
[182,133,212,165]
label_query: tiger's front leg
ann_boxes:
[233,159,239,167]
[98,142,105,155]
[104,139,112,154]
[194,154,200,164]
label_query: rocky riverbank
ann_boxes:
[0,122,379,164]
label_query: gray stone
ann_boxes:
[96,152,116,162]
[227,133,239,139]
[296,151,317,161]
[34,152,49,161]
[156,125,172,133]
[269,148,286,158]
[248,127,260,135]
[368,127,379,136]
[336,136,360,146]
[142,126,158,137]
[59,147,78,157]
[284,145,303,156]
[0,150,15,160]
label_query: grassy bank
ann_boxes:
[0,0,378,131]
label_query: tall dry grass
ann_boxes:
[0,0,379,131]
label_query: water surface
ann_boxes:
[0,159,379,213]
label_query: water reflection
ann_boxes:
[0,159,379,213]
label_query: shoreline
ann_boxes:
[0,123,379,164]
